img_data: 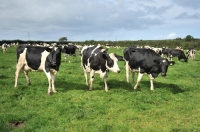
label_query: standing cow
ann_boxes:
[124,47,175,90]
[81,45,123,92]
[62,44,78,62]
[186,49,196,61]
[14,45,62,95]
[2,43,8,53]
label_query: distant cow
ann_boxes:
[62,45,78,62]
[161,48,170,58]
[124,47,175,90]
[14,45,62,95]
[168,49,188,62]
[2,43,8,53]
[81,45,123,92]
[186,49,196,61]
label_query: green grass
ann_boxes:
[0,46,200,132]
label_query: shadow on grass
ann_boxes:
[123,80,184,94]
[12,78,184,95]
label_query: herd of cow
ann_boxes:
[1,43,196,95]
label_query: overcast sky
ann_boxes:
[0,0,200,41]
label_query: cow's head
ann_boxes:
[46,47,62,66]
[154,59,175,77]
[103,53,122,73]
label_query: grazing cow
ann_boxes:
[14,45,62,95]
[2,43,8,53]
[124,47,175,90]
[186,49,196,61]
[168,49,188,62]
[81,45,123,92]
[161,48,170,58]
[62,45,78,62]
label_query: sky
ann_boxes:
[0,0,200,42]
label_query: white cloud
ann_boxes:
[165,32,178,39]
[0,0,199,41]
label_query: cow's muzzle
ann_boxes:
[161,73,166,77]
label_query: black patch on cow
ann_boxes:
[45,47,61,72]
[105,54,114,69]
[89,52,107,72]
[62,45,78,54]
[26,46,47,70]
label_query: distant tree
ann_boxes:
[185,35,194,42]
[59,37,68,42]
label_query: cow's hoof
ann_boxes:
[52,90,57,93]
[48,92,51,95]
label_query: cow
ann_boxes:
[186,49,196,61]
[81,45,124,92]
[14,45,62,95]
[2,43,8,53]
[62,44,79,62]
[161,47,170,58]
[168,49,188,62]
[124,47,175,90]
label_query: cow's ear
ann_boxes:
[129,48,136,54]
[102,53,107,59]
[114,53,124,61]
[169,61,175,66]
[45,47,52,52]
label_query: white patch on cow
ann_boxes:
[106,53,120,73]
[163,60,166,62]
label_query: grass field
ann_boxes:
[0,46,200,132]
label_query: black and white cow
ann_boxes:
[161,48,170,58]
[62,44,79,62]
[124,47,175,90]
[186,49,196,61]
[168,49,188,62]
[2,43,8,53]
[81,45,123,92]
[14,45,62,95]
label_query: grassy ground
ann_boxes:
[0,46,200,132]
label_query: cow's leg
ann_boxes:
[83,68,88,86]
[51,74,57,93]
[132,71,135,83]
[24,70,31,86]
[64,54,67,62]
[14,63,24,87]
[89,70,95,90]
[45,72,52,95]
[104,72,108,92]
[134,73,143,90]
[47,78,52,95]
[125,61,130,83]
[68,54,70,63]
[148,74,154,90]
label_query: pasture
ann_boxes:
[0,46,200,131]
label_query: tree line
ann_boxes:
[1,35,200,50]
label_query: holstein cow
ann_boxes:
[124,47,175,90]
[62,44,78,62]
[14,45,62,95]
[168,49,188,62]
[81,45,123,92]
[186,49,196,61]
[2,43,8,53]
